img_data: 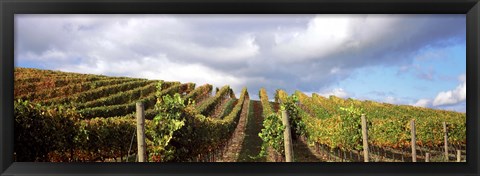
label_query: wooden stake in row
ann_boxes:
[137,102,146,162]
[457,150,462,162]
[411,119,417,162]
[444,122,449,161]
[135,103,461,163]
[281,110,293,162]
[425,150,462,162]
[408,120,462,162]
[361,114,369,162]
[361,116,456,163]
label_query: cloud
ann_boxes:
[437,102,466,113]
[383,96,400,104]
[271,16,352,62]
[60,54,247,95]
[432,75,466,106]
[317,88,349,98]
[271,15,464,65]
[15,14,465,102]
[21,49,69,62]
[396,64,437,81]
[403,73,466,112]
[412,99,431,107]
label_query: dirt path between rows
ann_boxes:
[218,99,250,162]
[237,100,266,162]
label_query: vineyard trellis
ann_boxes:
[13,67,466,162]
[286,90,466,162]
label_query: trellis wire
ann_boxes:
[301,121,465,163]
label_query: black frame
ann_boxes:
[1,0,479,176]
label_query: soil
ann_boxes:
[218,99,250,162]
[237,100,266,162]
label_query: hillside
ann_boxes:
[13,67,466,162]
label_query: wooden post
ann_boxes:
[136,102,146,162]
[425,153,430,162]
[281,110,293,162]
[457,150,461,162]
[443,122,449,161]
[361,114,369,162]
[410,119,417,162]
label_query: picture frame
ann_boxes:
[1,0,479,175]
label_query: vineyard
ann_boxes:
[14,67,466,162]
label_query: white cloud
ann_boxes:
[432,79,466,106]
[272,15,352,62]
[318,88,349,98]
[167,34,260,63]
[397,73,466,110]
[60,55,246,94]
[384,96,399,104]
[270,14,454,64]
[412,99,431,107]
[399,73,466,112]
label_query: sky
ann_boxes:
[14,14,466,112]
